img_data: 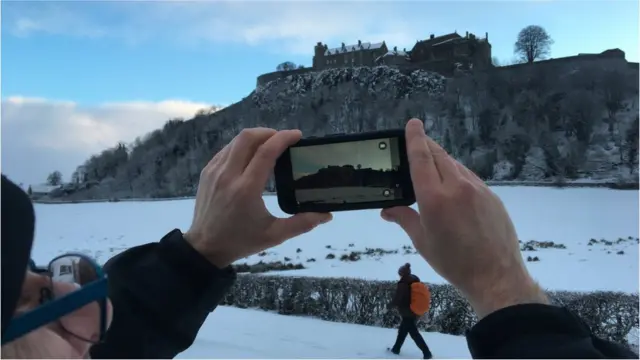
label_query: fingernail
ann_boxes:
[381,210,395,223]
[318,213,332,225]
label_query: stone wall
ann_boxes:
[257,67,316,87]
[255,50,633,88]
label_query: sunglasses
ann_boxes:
[1,253,109,345]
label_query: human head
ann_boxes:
[398,263,411,278]
[1,176,112,358]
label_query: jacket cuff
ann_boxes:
[466,303,591,358]
[157,229,236,306]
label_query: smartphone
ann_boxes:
[274,129,415,214]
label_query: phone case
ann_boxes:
[274,129,416,214]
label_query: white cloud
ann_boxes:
[1,97,211,186]
[2,1,441,55]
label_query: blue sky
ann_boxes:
[1,0,639,185]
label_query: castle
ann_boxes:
[312,31,492,75]
[256,30,636,87]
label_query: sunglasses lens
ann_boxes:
[47,255,104,343]
[49,256,100,286]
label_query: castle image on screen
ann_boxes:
[290,137,403,205]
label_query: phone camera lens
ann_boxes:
[378,142,387,150]
[383,189,391,197]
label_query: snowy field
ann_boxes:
[29,186,638,358]
[178,306,469,359]
[31,186,639,293]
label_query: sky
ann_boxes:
[2,0,638,186]
[291,138,395,179]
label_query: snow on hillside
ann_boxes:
[252,66,446,107]
[179,306,469,359]
[31,186,638,293]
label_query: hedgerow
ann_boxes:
[221,275,639,346]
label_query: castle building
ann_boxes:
[375,46,411,66]
[313,40,388,70]
[310,31,492,76]
[409,31,492,72]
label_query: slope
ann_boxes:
[60,62,639,200]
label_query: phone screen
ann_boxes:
[289,137,404,205]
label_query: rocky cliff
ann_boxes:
[60,61,639,200]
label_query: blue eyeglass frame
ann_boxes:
[1,253,109,345]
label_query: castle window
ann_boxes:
[326,59,330,65]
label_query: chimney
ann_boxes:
[342,42,345,48]
[358,39,362,46]
[430,34,434,39]
[465,31,468,38]
[485,32,488,41]
[403,48,406,52]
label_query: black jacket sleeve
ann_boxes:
[90,229,236,359]
[466,303,637,359]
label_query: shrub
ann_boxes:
[221,275,638,346]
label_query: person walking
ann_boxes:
[389,263,433,359]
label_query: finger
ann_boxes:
[405,119,440,198]
[381,207,423,243]
[425,136,461,182]
[243,129,303,187]
[226,128,278,174]
[267,212,333,243]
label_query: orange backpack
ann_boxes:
[410,282,431,316]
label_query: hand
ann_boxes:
[184,128,332,268]
[381,119,548,319]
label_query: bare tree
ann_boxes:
[46,171,63,186]
[514,25,554,63]
[276,61,297,71]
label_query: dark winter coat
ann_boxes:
[89,229,236,359]
[391,274,421,318]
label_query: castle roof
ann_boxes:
[418,32,461,47]
[375,48,410,63]
[325,41,384,56]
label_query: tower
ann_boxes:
[314,42,327,69]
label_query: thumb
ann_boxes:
[268,212,333,243]
[381,206,423,242]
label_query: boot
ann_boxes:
[387,347,400,355]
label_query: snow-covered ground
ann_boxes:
[31,186,639,293]
[29,186,638,358]
[179,306,469,359]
